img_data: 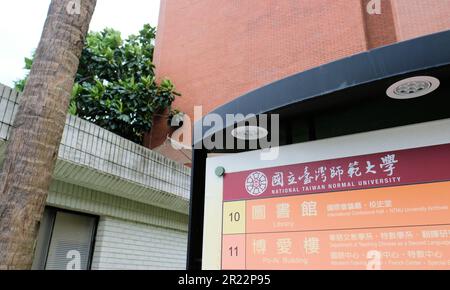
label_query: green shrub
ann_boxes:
[16,24,180,144]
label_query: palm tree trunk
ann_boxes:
[0,0,96,270]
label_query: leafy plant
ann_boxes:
[16,24,180,144]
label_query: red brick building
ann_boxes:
[149,0,450,164]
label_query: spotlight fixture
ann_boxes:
[387,76,440,100]
[231,126,268,141]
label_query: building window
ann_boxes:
[32,207,98,270]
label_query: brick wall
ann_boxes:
[361,0,398,49]
[151,0,450,156]
[155,0,368,121]
[91,217,187,270]
[392,0,450,41]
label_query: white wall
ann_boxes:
[46,180,189,270]
[91,217,188,270]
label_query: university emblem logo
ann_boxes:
[245,171,268,196]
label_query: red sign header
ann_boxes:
[223,143,450,201]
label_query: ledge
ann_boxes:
[0,83,191,214]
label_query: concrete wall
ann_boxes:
[0,83,190,270]
[0,83,191,213]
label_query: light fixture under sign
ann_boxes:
[387,76,440,100]
[231,126,269,141]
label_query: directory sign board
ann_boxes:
[202,119,450,270]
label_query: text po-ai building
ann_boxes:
[149,1,450,269]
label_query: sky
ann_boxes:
[0,0,161,87]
